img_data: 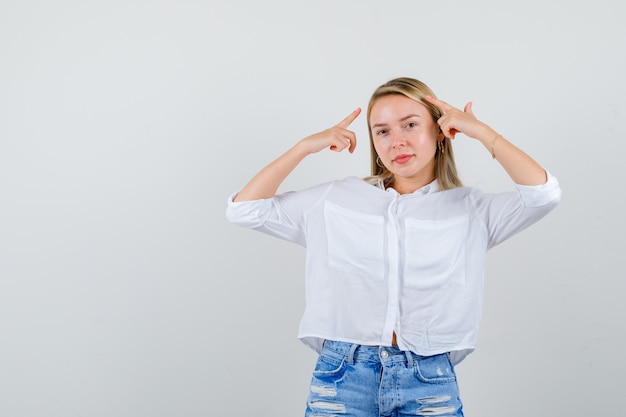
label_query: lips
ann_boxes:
[393,154,414,164]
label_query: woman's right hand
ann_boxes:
[233,108,361,202]
[297,108,361,155]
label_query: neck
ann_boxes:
[390,175,435,195]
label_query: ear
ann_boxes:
[436,129,445,142]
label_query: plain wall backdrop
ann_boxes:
[1,0,625,416]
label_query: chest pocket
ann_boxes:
[404,214,469,290]
[324,202,385,281]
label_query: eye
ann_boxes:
[405,122,417,129]
[376,129,388,136]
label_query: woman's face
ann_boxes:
[370,94,443,190]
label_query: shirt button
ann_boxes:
[380,350,389,359]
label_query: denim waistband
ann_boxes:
[321,340,444,367]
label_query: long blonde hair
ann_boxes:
[364,77,462,190]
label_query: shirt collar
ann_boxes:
[386,179,440,195]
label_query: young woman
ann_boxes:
[226,77,561,417]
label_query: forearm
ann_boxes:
[233,108,360,202]
[475,125,547,186]
[233,142,310,202]
[425,96,548,186]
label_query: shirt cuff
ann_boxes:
[515,171,562,207]
[225,193,273,228]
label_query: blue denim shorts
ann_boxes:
[304,340,464,417]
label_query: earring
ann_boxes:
[376,156,384,168]
[438,140,445,154]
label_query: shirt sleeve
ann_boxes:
[470,171,562,249]
[515,171,562,208]
[225,182,333,247]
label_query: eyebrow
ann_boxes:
[371,114,422,129]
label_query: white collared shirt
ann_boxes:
[226,174,561,364]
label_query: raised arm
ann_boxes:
[233,108,361,202]
[425,96,547,186]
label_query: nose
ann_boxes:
[390,130,406,148]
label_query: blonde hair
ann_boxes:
[364,77,462,190]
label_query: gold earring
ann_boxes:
[438,140,445,154]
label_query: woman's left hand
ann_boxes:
[425,95,494,141]
[426,95,548,185]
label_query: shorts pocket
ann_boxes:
[414,353,457,384]
[325,202,385,280]
[404,215,468,290]
[312,352,348,380]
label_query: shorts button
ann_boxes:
[380,350,389,359]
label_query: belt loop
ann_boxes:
[347,344,359,365]
[404,351,414,368]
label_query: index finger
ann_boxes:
[424,95,454,114]
[337,107,361,128]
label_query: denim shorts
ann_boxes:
[304,340,464,417]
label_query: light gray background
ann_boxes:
[1,1,624,416]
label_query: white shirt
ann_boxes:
[226,174,561,364]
